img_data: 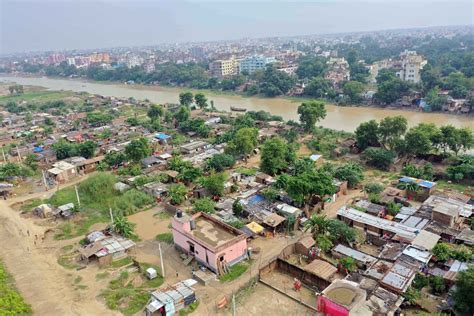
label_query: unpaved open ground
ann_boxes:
[0,199,118,315]
[218,283,315,316]
[0,173,120,315]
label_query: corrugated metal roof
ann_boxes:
[337,207,419,240]
[333,244,377,264]
[402,246,432,264]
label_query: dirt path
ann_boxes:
[322,189,361,219]
[0,173,119,315]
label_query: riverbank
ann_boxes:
[1,74,472,132]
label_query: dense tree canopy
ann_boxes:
[260,136,295,176]
[297,101,327,132]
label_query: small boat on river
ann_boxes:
[230,106,247,112]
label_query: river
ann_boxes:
[1,75,472,132]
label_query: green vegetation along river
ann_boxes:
[1,75,473,132]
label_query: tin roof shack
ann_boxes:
[337,207,419,245]
[143,182,169,199]
[423,195,472,227]
[47,161,77,183]
[79,235,135,266]
[145,279,197,316]
[179,141,209,155]
[354,200,386,217]
[73,155,105,174]
[399,176,436,202]
[443,260,471,285]
[317,280,367,316]
[456,228,474,246]
[411,230,440,251]
[171,211,248,275]
[0,182,13,199]
[332,244,377,269]
[379,259,418,294]
[380,187,408,206]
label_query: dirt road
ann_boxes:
[0,174,119,315]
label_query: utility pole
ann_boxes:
[16,145,22,162]
[158,243,165,277]
[232,293,236,316]
[1,146,6,162]
[109,208,114,227]
[42,170,48,190]
[74,185,81,207]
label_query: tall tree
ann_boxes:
[297,101,327,132]
[194,93,208,109]
[125,137,152,163]
[147,104,164,121]
[355,120,380,150]
[179,91,194,107]
[452,267,474,315]
[343,81,365,103]
[225,127,258,159]
[378,116,408,150]
[334,162,364,188]
[260,136,294,176]
[199,172,227,197]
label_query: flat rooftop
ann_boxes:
[192,216,239,248]
[338,206,419,240]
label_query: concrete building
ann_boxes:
[209,58,239,77]
[127,55,144,69]
[396,50,427,83]
[171,211,248,274]
[239,55,276,74]
[369,50,427,84]
[317,279,367,315]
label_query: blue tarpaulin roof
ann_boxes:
[399,176,436,189]
[34,146,44,153]
[155,133,171,140]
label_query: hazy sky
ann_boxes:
[1,0,473,54]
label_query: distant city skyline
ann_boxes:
[1,0,473,54]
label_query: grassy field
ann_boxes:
[0,259,32,315]
[219,261,250,283]
[155,232,173,244]
[101,265,164,316]
[0,90,75,103]
[43,173,154,240]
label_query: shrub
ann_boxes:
[362,148,396,170]
[192,197,216,214]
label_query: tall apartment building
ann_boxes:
[239,55,276,74]
[369,50,427,84]
[126,55,144,69]
[48,54,66,65]
[89,53,110,64]
[209,58,239,77]
[395,50,427,83]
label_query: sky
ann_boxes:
[1,0,473,54]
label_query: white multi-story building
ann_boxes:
[239,55,276,74]
[67,57,76,66]
[395,50,427,83]
[369,50,427,84]
[127,55,144,69]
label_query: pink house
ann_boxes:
[172,211,248,274]
[317,280,367,316]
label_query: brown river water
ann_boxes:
[1,75,472,132]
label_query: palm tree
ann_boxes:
[398,181,419,201]
[304,214,330,235]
